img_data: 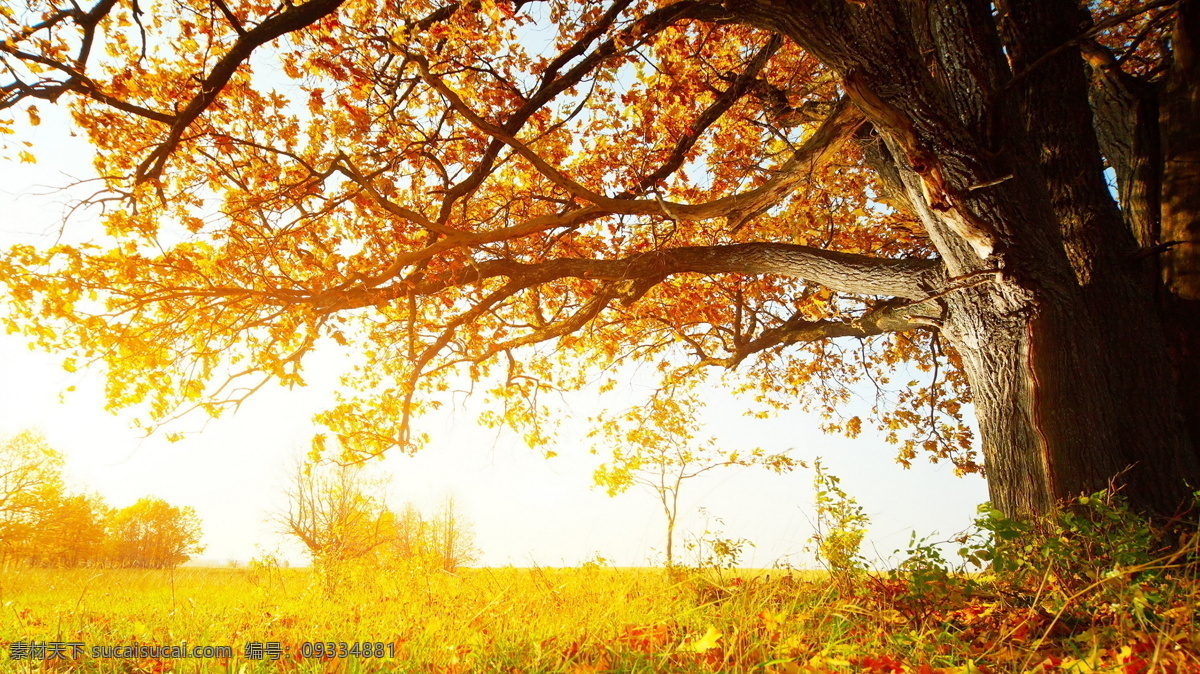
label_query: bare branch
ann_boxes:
[700,297,943,368]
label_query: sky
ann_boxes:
[0,92,989,571]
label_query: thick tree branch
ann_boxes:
[1083,40,1162,250]
[126,243,943,320]
[1004,0,1179,94]
[373,243,942,307]
[134,0,348,183]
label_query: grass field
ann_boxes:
[2,550,1198,674]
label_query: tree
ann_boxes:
[277,461,394,571]
[107,497,205,568]
[2,0,1198,518]
[429,494,479,571]
[389,502,431,563]
[383,498,480,571]
[28,492,111,567]
[0,430,64,564]
[593,394,796,566]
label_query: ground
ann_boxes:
[2,544,1197,674]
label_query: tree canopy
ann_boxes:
[0,430,65,561]
[107,497,205,568]
[2,0,1197,516]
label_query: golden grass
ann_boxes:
[1,560,1197,673]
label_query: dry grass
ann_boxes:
[1,554,1197,673]
[3,493,1199,673]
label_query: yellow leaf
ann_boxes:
[943,661,987,674]
[1057,656,1098,673]
[19,150,36,163]
[685,626,721,653]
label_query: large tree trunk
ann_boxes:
[960,0,1200,518]
[943,280,1199,518]
[884,128,1200,517]
[1088,0,1200,505]
[1158,0,1200,474]
[748,0,1200,517]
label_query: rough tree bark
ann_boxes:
[731,0,1200,517]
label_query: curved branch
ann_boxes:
[621,33,784,197]
[0,0,171,118]
[415,57,865,226]
[464,284,620,363]
[701,297,942,368]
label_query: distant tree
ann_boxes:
[592,395,797,568]
[0,430,64,564]
[277,461,394,580]
[389,502,429,563]
[1,433,202,569]
[428,495,479,572]
[379,497,477,571]
[107,497,205,568]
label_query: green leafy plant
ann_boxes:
[886,489,1200,643]
[683,510,753,573]
[809,459,869,585]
